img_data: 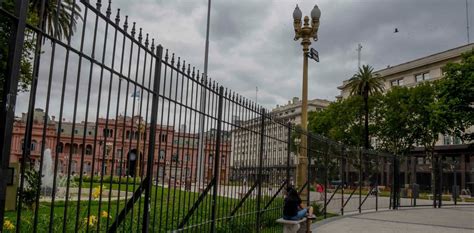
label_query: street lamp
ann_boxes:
[292,4,320,202]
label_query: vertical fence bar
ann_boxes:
[358,149,362,213]
[0,0,28,230]
[341,146,345,216]
[142,45,163,233]
[324,148,328,219]
[375,155,379,211]
[256,108,265,232]
[438,155,443,208]
[210,86,224,233]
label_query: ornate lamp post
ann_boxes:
[293,4,320,202]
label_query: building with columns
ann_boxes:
[230,98,331,183]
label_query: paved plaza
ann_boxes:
[313,206,474,233]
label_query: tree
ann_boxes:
[373,86,418,184]
[0,0,81,105]
[308,96,364,146]
[346,65,384,149]
[437,49,474,142]
[410,82,449,204]
[374,86,418,155]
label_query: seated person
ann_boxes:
[283,186,314,220]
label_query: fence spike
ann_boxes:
[115,8,120,24]
[165,49,169,62]
[106,0,112,18]
[151,39,155,52]
[138,28,143,42]
[171,53,175,65]
[177,57,181,68]
[131,22,136,38]
[187,64,191,76]
[182,60,186,72]
[124,16,128,31]
[192,67,195,79]
[144,33,149,48]
[96,0,102,10]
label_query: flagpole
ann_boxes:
[197,0,212,188]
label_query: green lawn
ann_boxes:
[4,180,342,232]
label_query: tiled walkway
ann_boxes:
[313,206,474,233]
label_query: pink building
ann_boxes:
[10,109,231,184]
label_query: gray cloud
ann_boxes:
[15,0,473,119]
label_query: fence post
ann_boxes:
[256,108,265,232]
[210,86,224,233]
[0,0,28,229]
[287,122,291,187]
[141,45,163,233]
[392,154,399,209]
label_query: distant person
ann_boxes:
[283,186,314,220]
[316,183,324,201]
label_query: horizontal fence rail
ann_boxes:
[1,1,473,233]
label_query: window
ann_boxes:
[209,155,213,165]
[391,78,404,86]
[86,145,93,155]
[415,72,430,82]
[417,157,424,165]
[221,156,226,166]
[126,131,131,139]
[159,150,165,160]
[117,148,122,157]
[172,153,179,162]
[72,144,78,154]
[185,154,190,161]
[57,143,64,153]
[31,140,37,151]
[74,129,78,134]
[103,128,113,138]
[443,135,452,145]
[160,134,167,142]
[453,136,461,145]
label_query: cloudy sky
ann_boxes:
[112,0,472,104]
[15,0,473,120]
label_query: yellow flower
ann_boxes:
[101,210,111,219]
[83,215,97,227]
[92,185,103,199]
[3,219,15,231]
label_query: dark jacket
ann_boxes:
[283,196,301,217]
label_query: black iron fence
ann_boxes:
[1,1,472,233]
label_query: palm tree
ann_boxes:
[30,0,82,40]
[347,65,384,149]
